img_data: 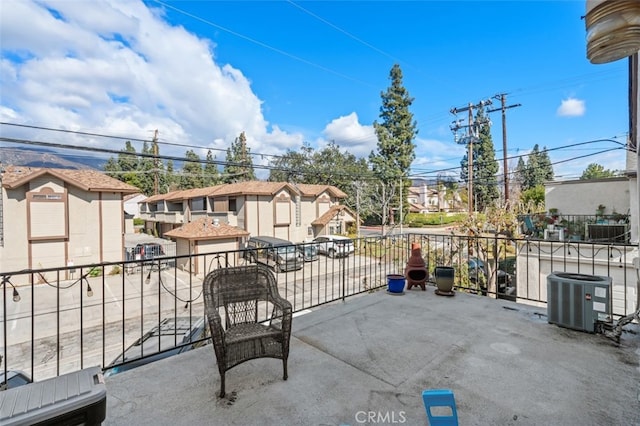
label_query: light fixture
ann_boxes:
[586,0,640,64]
[145,270,152,285]
[86,283,93,297]
[2,276,20,303]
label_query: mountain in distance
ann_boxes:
[0,146,107,170]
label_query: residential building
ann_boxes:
[139,181,356,243]
[0,166,138,274]
[124,192,147,219]
[164,217,249,275]
[123,192,147,234]
[407,183,463,213]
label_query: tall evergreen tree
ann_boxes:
[522,144,554,189]
[203,149,221,187]
[369,64,417,229]
[181,150,204,189]
[472,108,499,211]
[537,147,554,182]
[103,157,120,179]
[580,163,617,180]
[165,159,179,192]
[117,141,141,189]
[513,156,526,191]
[459,108,499,211]
[223,131,256,183]
[138,141,156,195]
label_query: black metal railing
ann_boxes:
[1,232,637,385]
[519,213,631,243]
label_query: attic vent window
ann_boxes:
[33,194,62,200]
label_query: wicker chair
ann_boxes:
[203,264,292,398]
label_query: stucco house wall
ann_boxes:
[545,177,630,216]
[139,181,349,244]
[0,166,138,274]
[515,241,637,318]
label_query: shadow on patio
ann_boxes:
[104,286,639,426]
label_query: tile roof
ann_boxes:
[311,204,356,226]
[211,181,296,196]
[409,202,428,212]
[139,181,347,202]
[165,187,215,201]
[1,165,139,193]
[124,192,146,202]
[295,183,347,198]
[164,217,249,241]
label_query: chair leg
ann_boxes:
[282,358,288,380]
[219,373,226,398]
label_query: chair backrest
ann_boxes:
[523,215,535,233]
[203,264,279,328]
[422,389,458,426]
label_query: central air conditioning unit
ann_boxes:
[547,272,611,333]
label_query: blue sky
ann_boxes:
[0,0,630,181]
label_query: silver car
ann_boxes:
[312,235,355,258]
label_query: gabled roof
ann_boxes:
[311,204,357,226]
[164,187,215,201]
[210,181,297,196]
[409,202,428,212]
[1,165,139,193]
[295,183,347,198]
[124,192,146,202]
[164,217,249,241]
[139,181,348,203]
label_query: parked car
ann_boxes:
[0,369,32,390]
[297,243,319,262]
[467,257,515,300]
[312,235,355,258]
[104,316,209,377]
[244,236,304,272]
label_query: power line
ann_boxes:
[487,93,522,201]
[286,0,413,69]
[151,0,375,88]
[0,127,628,184]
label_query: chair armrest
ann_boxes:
[205,309,226,350]
[268,294,292,330]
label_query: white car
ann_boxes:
[312,235,355,258]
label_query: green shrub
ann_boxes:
[405,212,466,227]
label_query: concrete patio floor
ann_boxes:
[104,286,640,426]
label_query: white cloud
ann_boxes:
[321,112,377,157]
[412,137,465,178]
[557,97,585,117]
[0,0,289,162]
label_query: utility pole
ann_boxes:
[152,129,159,195]
[488,94,521,202]
[450,99,492,214]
